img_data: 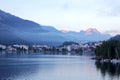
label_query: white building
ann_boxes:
[0,44,6,49]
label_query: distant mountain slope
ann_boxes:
[41,26,60,32]
[0,20,28,45]
[60,28,111,42]
[0,10,111,45]
[0,10,47,32]
[0,10,66,45]
[110,35,120,41]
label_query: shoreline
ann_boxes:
[92,57,120,63]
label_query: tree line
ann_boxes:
[95,40,120,59]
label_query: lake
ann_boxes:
[0,54,120,80]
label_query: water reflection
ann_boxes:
[95,61,120,78]
[0,54,120,80]
[0,63,40,80]
[0,55,94,80]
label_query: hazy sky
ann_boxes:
[0,0,120,35]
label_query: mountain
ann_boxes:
[0,10,47,32]
[85,28,100,35]
[83,28,111,41]
[110,35,120,41]
[0,10,66,46]
[60,28,111,42]
[0,10,111,46]
[60,30,70,33]
[41,26,60,32]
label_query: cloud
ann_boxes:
[105,30,120,36]
[97,0,120,17]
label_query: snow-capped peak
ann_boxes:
[86,28,100,35]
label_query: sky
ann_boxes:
[0,0,120,35]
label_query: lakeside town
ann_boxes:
[0,41,102,55]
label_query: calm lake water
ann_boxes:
[0,54,120,80]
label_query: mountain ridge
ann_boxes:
[0,10,111,46]
[110,35,120,41]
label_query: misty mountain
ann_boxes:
[0,10,111,46]
[0,10,66,45]
[110,35,120,41]
[41,26,60,33]
[61,28,111,42]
